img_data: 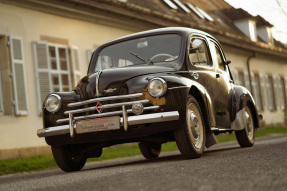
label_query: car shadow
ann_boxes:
[83,145,242,172]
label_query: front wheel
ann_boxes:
[174,95,206,159]
[51,145,87,172]
[139,142,161,159]
[235,104,255,147]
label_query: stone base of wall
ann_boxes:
[0,146,52,160]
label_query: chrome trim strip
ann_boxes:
[37,125,70,137]
[64,100,149,115]
[122,105,128,131]
[168,86,188,90]
[37,111,179,137]
[69,113,74,137]
[120,111,179,126]
[68,93,143,107]
[95,70,102,97]
[57,106,160,123]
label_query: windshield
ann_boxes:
[94,34,181,71]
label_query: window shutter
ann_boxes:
[251,73,260,110]
[9,36,28,116]
[264,75,271,110]
[87,49,94,63]
[70,46,81,87]
[244,71,251,92]
[273,76,282,110]
[32,41,51,115]
[260,74,267,111]
[232,70,239,85]
[0,70,3,115]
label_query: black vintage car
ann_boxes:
[37,27,260,172]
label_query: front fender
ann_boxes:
[122,73,216,129]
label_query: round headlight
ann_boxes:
[45,94,62,113]
[148,78,167,98]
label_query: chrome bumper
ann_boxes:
[37,111,179,138]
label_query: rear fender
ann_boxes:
[231,85,260,131]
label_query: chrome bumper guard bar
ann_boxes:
[37,92,179,138]
[37,111,179,138]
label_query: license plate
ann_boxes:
[76,116,120,134]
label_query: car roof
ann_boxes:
[105,27,217,45]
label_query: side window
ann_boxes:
[210,41,225,71]
[215,46,225,71]
[189,38,210,67]
[97,55,112,70]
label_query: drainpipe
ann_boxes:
[247,51,256,94]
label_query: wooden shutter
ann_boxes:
[0,70,3,115]
[70,46,81,87]
[244,71,251,92]
[264,75,271,110]
[9,36,28,116]
[33,41,51,115]
[260,74,267,111]
[87,49,94,63]
[231,70,239,85]
[273,76,280,110]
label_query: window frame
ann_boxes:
[47,43,72,92]
[209,40,227,72]
[188,36,213,69]
[33,41,73,115]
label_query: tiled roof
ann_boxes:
[5,0,287,57]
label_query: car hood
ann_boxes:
[78,66,176,99]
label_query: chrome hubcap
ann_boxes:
[187,103,203,149]
[245,107,254,140]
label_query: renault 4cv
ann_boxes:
[37,27,260,172]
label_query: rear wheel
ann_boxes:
[174,95,206,159]
[51,145,87,172]
[139,142,161,159]
[235,104,255,147]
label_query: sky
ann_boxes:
[224,0,287,44]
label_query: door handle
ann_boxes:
[191,72,199,79]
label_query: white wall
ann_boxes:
[0,3,135,150]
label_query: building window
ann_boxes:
[249,20,257,41]
[173,0,190,13]
[267,27,274,45]
[186,3,205,19]
[196,7,214,21]
[253,74,263,111]
[238,71,245,86]
[163,0,178,9]
[267,75,276,111]
[33,41,81,114]
[48,44,71,92]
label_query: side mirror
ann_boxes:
[224,60,231,65]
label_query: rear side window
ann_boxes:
[189,38,211,67]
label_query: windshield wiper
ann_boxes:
[129,51,153,65]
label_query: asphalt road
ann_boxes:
[1,133,287,191]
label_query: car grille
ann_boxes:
[56,93,159,123]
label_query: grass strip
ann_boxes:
[1,126,286,175]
